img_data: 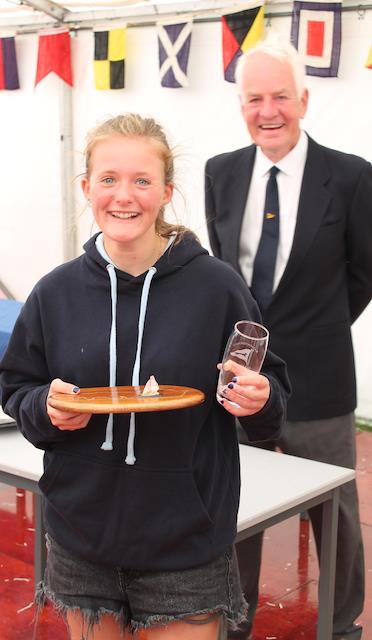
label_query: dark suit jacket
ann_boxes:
[205,135,372,421]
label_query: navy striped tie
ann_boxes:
[251,166,280,311]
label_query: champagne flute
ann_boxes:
[216,320,269,404]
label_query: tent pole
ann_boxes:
[59,81,77,263]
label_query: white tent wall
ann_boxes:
[0,34,64,293]
[0,8,371,417]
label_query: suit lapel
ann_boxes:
[226,146,256,269]
[272,137,331,300]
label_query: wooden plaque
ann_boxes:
[48,385,205,414]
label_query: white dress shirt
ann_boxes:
[239,130,308,291]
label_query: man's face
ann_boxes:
[240,52,308,162]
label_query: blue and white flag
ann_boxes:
[291,0,341,77]
[157,21,192,88]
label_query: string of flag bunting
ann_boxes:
[0,1,371,91]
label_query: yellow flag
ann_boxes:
[365,45,372,69]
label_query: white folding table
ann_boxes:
[238,444,354,639]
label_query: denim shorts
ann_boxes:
[36,534,247,636]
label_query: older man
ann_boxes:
[205,37,372,640]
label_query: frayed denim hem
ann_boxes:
[131,605,222,630]
[131,600,248,632]
[33,582,247,637]
[34,581,128,639]
[228,598,249,633]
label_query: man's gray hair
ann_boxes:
[235,33,306,101]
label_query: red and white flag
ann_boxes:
[291,0,341,77]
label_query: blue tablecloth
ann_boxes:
[0,300,23,359]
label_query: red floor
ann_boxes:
[1,430,371,639]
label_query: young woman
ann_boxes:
[0,114,289,640]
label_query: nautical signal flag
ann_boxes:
[0,36,20,90]
[291,0,342,77]
[94,28,126,90]
[157,21,192,88]
[35,29,73,86]
[365,45,372,69]
[222,5,264,83]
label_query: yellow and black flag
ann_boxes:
[365,45,372,69]
[94,28,126,90]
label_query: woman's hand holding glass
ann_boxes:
[217,360,270,417]
[217,320,270,417]
[47,378,92,431]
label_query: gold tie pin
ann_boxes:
[265,213,276,219]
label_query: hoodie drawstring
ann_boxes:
[125,267,156,465]
[100,263,117,451]
[95,234,156,464]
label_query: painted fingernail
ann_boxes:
[232,377,237,383]
[228,383,234,389]
[72,386,80,394]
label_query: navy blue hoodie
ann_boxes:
[0,233,289,571]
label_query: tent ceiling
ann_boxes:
[0,0,369,30]
[0,0,287,30]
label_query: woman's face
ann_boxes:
[82,135,173,247]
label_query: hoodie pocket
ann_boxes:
[38,454,65,494]
[39,452,214,569]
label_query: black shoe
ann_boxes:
[333,623,362,640]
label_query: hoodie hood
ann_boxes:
[83,231,208,280]
[84,232,208,464]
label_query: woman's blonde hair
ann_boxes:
[84,113,193,240]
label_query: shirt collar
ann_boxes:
[255,130,308,177]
